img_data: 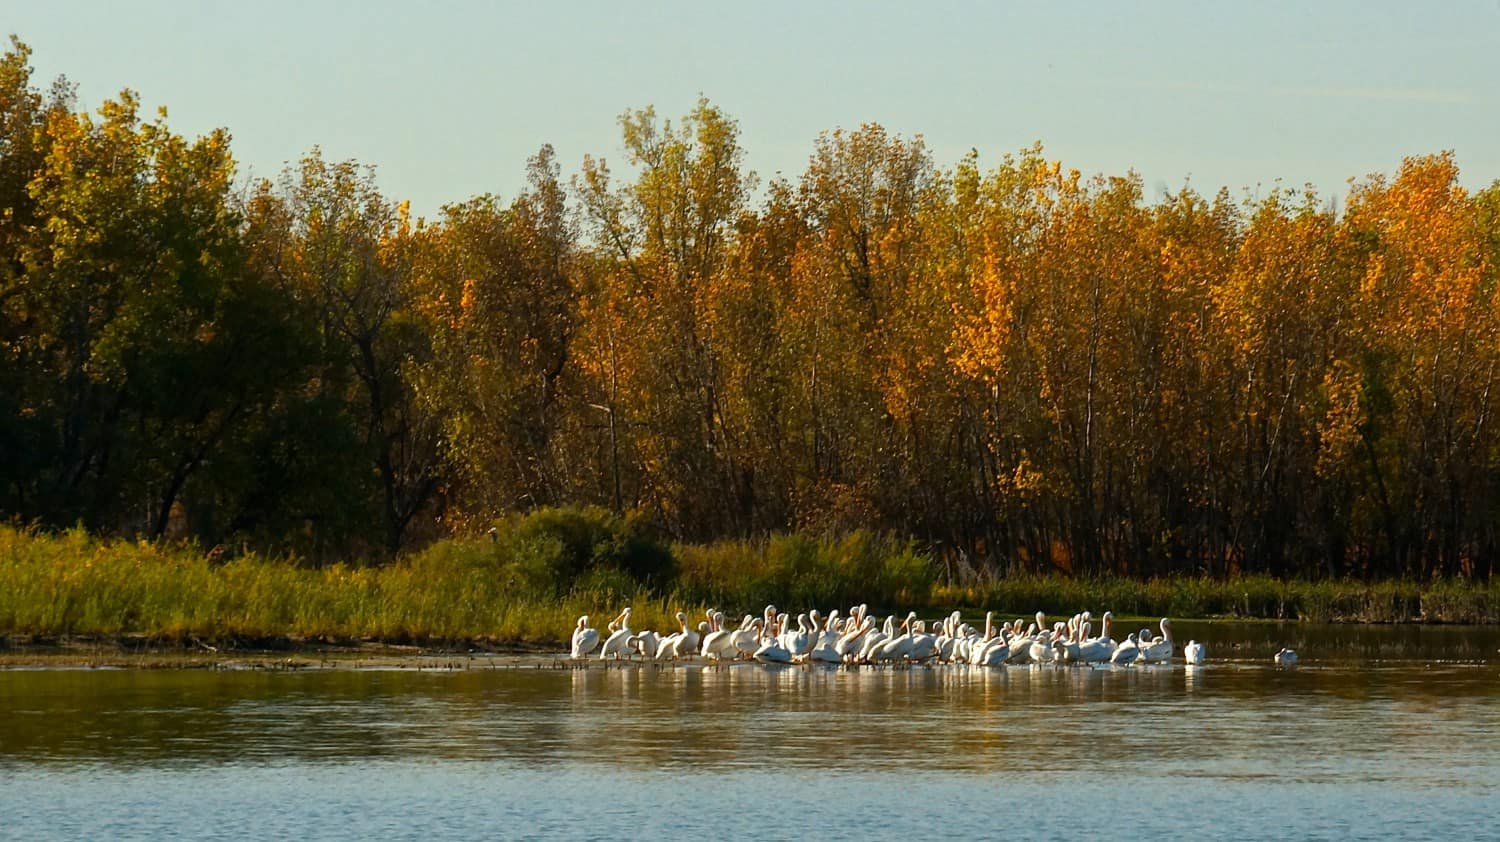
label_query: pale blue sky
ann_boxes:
[9,1,1499,217]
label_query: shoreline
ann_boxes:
[0,634,563,670]
[5,616,1497,670]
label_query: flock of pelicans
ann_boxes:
[568,605,1302,667]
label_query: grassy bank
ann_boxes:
[0,516,680,647]
[3,509,1498,649]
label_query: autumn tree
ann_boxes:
[788,125,950,535]
[574,98,754,536]
[1337,153,1499,578]
[411,146,578,524]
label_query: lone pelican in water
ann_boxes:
[1274,648,1298,667]
[1183,639,1206,665]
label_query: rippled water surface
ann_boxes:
[3,623,1499,840]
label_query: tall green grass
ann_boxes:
[3,510,1497,649]
[671,531,934,613]
[0,516,680,646]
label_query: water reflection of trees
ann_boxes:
[4,651,1498,773]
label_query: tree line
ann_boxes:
[3,38,1498,580]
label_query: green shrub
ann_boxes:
[499,506,674,596]
[669,529,938,616]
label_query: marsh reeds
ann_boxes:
[0,520,672,646]
[3,511,1497,649]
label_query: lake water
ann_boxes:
[3,622,1499,840]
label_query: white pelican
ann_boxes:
[702,611,739,661]
[873,612,918,663]
[1028,629,1055,664]
[762,605,779,643]
[963,611,994,665]
[655,627,680,660]
[808,611,844,663]
[784,613,816,661]
[1075,622,1109,664]
[598,608,633,660]
[1006,621,1038,664]
[936,612,963,662]
[1050,638,1070,663]
[1139,618,1175,663]
[857,615,896,663]
[821,609,843,638]
[835,615,875,662]
[729,616,762,659]
[972,614,1011,666]
[628,629,661,660]
[907,620,939,662]
[974,635,1011,667]
[1110,632,1141,665]
[570,615,600,660]
[943,619,966,663]
[665,612,700,660]
[1274,648,1298,667]
[778,612,802,653]
[753,631,793,663]
[952,624,978,665]
[1054,616,1082,663]
[1075,611,1116,664]
[1183,640,1206,665]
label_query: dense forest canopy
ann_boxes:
[3,38,1498,580]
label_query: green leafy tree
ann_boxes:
[272,151,443,556]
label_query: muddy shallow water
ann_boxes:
[3,622,1498,840]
